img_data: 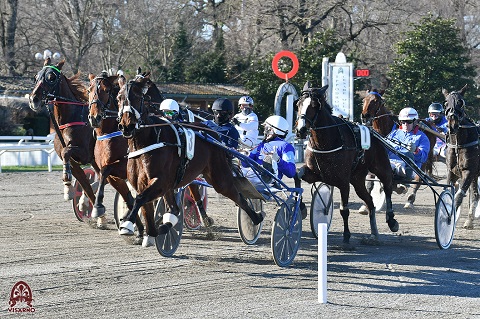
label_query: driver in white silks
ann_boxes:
[232,96,259,148]
[387,107,430,193]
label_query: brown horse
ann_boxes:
[443,84,479,229]
[295,82,398,247]
[28,58,99,211]
[116,75,264,247]
[87,71,145,238]
[361,89,438,209]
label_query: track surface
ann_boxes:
[1,169,479,318]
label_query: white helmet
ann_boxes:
[264,115,289,136]
[238,96,254,107]
[160,99,179,112]
[398,107,418,121]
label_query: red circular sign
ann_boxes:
[272,51,299,80]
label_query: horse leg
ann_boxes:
[91,165,112,220]
[464,177,478,229]
[404,179,420,209]
[188,184,213,227]
[338,185,352,248]
[293,173,307,219]
[358,173,374,215]
[351,174,378,241]
[139,201,157,247]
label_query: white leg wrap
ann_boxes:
[97,216,107,228]
[119,221,135,235]
[142,235,155,247]
[163,213,178,226]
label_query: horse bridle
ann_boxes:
[118,79,147,128]
[89,76,119,119]
[33,65,63,104]
[362,92,386,125]
[445,91,466,122]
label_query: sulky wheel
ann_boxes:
[310,183,334,238]
[113,191,130,230]
[182,185,208,230]
[155,197,183,257]
[72,166,97,221]
[271,198,302,267]
[435,188,456,249]
[237,198,264,245]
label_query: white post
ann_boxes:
[322,57,329,87]
[318,223,327,303]
[286,94,294,132]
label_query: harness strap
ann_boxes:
[58,122,87,130]
[306,143,343,154]
[97,131,123,141]
[447,140,479,149]
[128,143,166,158]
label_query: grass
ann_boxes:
[0,165,63,172]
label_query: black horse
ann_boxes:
[443,84,479,229]
[295,82,397,248]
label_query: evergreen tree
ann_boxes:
[386,16,477,118]
[167,22,190,82]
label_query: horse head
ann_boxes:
[87,71,120,128]
[29,58,66,112]
[295,81,329,139]
[361,89,385,125]
[443,84,468,133]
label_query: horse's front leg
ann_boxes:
[338,184,352,249]
[188,184,213,227]
[464,176,479,229]
[405,180,420,209]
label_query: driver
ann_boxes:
[159,99,182,121]
[232,96,259,148]
[424,102,447,158]
[387,107,430,192]
[203,98,240,149]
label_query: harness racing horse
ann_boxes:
[28,58,99,212]
[443,84,479,229]
[87,71,148,238]
[116,75,265,247]
[296,82,398,248]
[361,89,438,209]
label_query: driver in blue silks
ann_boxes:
[203,98,240,149]
[424,102,448,159]
[387,107,430,190]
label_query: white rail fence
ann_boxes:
[0,135,61,172]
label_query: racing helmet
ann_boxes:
[263,115,289,138]
[238,96,254,107]
[159,99,180,112]
[428,102,444,114]
[398,107,418,121]
[212,98,233,124]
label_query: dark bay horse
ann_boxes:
[117,75,265,247]
[87,71,143,237]
[443,84,479,229]
[296,82,398,247]
[28,58,98,210]
[361,89,438,209]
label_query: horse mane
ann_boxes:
[66,73,88,102]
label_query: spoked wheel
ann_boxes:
[155,198,183,257]
[237,198,264,245]
[435,189,456,249]
[182,185,208,230]
[454,182,461,223]
[72,167,97,221]
[310,183,334,238]
[113,191,130,230]
[271,198,302,267]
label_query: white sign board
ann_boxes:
[328,63,354,119]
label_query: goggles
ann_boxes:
[400,120,414,124]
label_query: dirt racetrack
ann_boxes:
[1,168,479,318]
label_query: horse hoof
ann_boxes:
[387,219,399,232]
[254,211,266,225]
[142,235,156,247]
[404,202,414,209]
[202,216,214,228]
[158,223,173,235]
[119,221,135,236]
[92,205,106,218]
[96,216,108,229]
[300,202,307,220]
[132,235,143,245]
[463,220,474,230]
[358,205,369,215]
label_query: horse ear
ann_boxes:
[137,67,142,75]
[88,73,95,81]
[318,85,328,96]
[57,60,65,70]
[44,57,51,66]
[303,81,311,91]
[460,84,468,95]
[118,75,126,87]
[442,88,449,98]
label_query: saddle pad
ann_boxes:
[358,125,371,150]
[184,128,195,160]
